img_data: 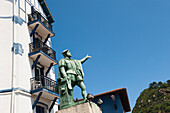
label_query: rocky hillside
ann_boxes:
[132,80,170,113]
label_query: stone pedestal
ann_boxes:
[56,102,102,113]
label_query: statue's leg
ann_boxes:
[70,83,75,97]
[68,74,75,97]
[77,81,87,99]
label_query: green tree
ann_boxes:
[133,80,170,113]
[149,83,153,89]
[158,81,163,87]
[165,106,170,112]
[160,83,167,88]
[167,80,170,87]
[152,82,158,88]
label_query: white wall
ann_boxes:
[15,92,32,113]
[0,0,49,90]
[0,0,58,113]
[0,93,11,113]
[0,0,13,89]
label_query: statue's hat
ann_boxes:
[62,49,69,56]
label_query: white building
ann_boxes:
[0,0,59,113]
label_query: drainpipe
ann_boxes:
[11,0,16,113]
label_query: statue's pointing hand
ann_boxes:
[86,54,92,59]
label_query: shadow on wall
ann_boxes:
[1,0,17,19]
[5,0,17,3]
[0,16,13,19]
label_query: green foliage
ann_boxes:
[165,106,170,112]
[158,81,163,87]
[132,80,170,113]
[160,83,168,88]
[167,80,170,87]
[149,83,153,89]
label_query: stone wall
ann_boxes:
[56,102,102,113]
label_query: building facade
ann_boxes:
[0,0,59,113]
[92,88,131,113]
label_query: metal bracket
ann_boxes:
[49,97,58,113]
[43,34,51,45]
[12,43,24,56]
[45,63,53,76]
[32,92,43,109]
[30,24,39,37]
[32,55,41,69]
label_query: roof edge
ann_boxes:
[79,87,131,112]
[93,87,131,112]
[38,0,54,23]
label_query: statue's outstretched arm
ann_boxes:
[59,66,67,78]
[80,54,92,64]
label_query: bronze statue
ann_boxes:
[58,49,91,100]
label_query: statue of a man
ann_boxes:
[58,49,91,100]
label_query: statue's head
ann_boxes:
[62,49,72,58]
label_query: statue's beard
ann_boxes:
[67,55,72,58]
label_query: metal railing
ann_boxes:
[30,75,58,93]
[28,11,53,31]
[29,39,56,60]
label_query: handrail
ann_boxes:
[29,39,56,60]
[28,11,53,31]
[30,75,58,93]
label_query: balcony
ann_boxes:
[28,11,55,39]
[28,39,57,67]
[30,75,59,100]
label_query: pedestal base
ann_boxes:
[56,102,102,113]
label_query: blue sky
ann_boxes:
[47,0,170,111]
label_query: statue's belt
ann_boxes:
[66,69,82,76]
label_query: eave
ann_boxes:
[38,0,54,23]
[79,87,131,112]
[94,88,131,112]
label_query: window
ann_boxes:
[35,64,45,87]
[35,65,44,80]
[36,102,48,113]
[36,106,45,113]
